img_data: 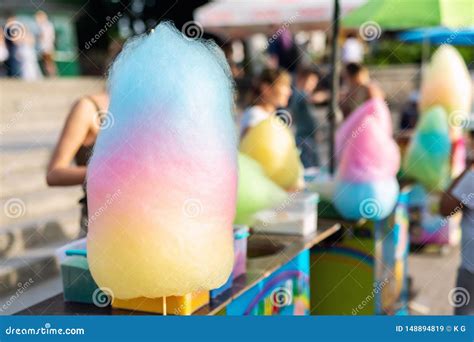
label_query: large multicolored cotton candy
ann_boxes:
[334,99,400,220]
[235,153,287,225]
[87,23,238,299]
[240,117,302,190]
[403,106,451,191]
[419,45,472,138]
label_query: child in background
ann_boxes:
[240,68,292,138]
[288,67,322,168]
[340,63,384,119]
[440,158,474,315]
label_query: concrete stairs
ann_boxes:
[0,78,103,312]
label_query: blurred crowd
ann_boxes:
[0,10,56,79]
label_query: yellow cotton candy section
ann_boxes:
[239,118,302,190]
[87,209,234,300]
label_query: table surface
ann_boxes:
[17,220,340,316]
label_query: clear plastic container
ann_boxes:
[253,192,319,235]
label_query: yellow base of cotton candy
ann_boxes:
[112,291,209,315]
[88,215,234,299]
[240,118,302,190]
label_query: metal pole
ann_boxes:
[328,0,341,174]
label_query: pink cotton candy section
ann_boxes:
[336,98,393,161]
[336,99,400,182]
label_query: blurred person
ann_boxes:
[288,67,321,168]
[267,28,300,73]
[222,40,244,80]
[17,28,42,80]
[440,158,474,315]
[341,32,364,65]
[4,13,21,77]
[0,27,8,76]
[340,62,384,119]
[35,10,56,76]
[240,68,292,138]
[47,92,110,237]
[400,91,420,130]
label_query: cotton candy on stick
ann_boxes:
[402,106,451,191]
[87,23,238,300]
[419,45,472,139]
[333,100,400,220]
[235,153,287,225]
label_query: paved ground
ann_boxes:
[408,245,460,315]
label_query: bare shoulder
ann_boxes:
[89,92,109,109]
[67,97,97,125]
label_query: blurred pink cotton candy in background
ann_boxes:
[86,23,238,300]
[335,98,392,162]
[336,99,399,182]
[333,99,400,220]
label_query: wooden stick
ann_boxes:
[162,296,167,316]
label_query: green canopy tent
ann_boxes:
[341,0,474,70]
[342,0,474,29]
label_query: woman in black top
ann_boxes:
[46,92,109,237]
